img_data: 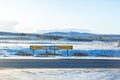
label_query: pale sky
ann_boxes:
[0,0,120,34]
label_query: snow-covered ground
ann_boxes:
[0,35,119,80]
[0,69,120,80]
[0,40,120,57]
[0,40,120,50]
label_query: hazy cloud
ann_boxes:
[0,21,18,32]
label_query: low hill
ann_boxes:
[0,31,119,42]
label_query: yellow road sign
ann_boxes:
[30,46,43,50]
[57,46,73,50]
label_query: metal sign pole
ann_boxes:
[67,49,69,56]
[53,46,56,56]
[46,49,47,56]
[33,50,34,56]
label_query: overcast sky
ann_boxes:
[0,0,120,34]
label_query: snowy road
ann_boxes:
[0,59,120,68]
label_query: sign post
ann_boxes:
[30,46,43,56]
[67,49,69,56]
[53,46,56,56]
[30,46,43,50]
[30,45,73,56]
[33,50,35,56]
[46,49,48,56]
[57,46,73,56]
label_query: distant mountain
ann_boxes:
[46,31,94,35]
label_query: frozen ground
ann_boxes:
[0,40,120,57]
[0,69,120,80]
[0,40,120,50]
[0,34,119,80]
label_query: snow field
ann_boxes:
[0,41,120,57]
[0,69,119,80]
